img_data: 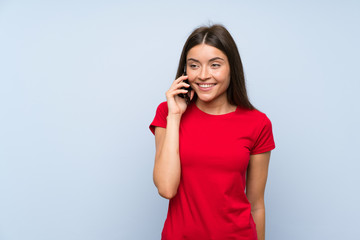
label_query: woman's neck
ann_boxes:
[195,99,237,115]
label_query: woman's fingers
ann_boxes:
[166,88,188,98]
[175,75,188,83]
[171,75,189,88]
[166,75,192,114]
[171,81,190,89]
[167,76,190,97]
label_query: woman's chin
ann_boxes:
[197,96,214,103]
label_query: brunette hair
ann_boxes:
[176,24,256,110]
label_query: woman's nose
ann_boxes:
[198,67,211,80]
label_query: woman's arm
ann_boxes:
[153,75,193,199]
[246,151,271,240]
[153,114,182,199]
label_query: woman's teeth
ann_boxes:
[199,84,215,87]
[197,83,216,91]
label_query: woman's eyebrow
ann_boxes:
[209,57,225,62]
[187,57,225,62]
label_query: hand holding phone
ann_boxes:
[178,65,192,104]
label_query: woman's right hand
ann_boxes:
[165,75,194,116]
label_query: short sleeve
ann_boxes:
[149,101,168,135]
[250,115,276,155]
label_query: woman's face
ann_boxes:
[186,44,231,105]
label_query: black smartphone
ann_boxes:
[178,65,192,104]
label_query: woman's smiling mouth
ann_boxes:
[196,83,217,91]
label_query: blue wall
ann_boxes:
[0,0,359,239]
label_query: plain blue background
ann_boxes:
[1,0,359,239]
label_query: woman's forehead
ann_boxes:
[187,44,227,61]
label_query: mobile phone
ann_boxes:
[178,65,192,104]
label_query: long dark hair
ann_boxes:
[176,24,256,110]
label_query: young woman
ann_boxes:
[149,24,275,240]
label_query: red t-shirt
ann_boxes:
[149,101,276,240]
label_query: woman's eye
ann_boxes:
[189,64,198,68]
[211,63,221,68]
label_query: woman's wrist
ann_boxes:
[167,113,182,121]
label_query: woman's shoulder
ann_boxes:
[158,101,168,109]
[238,106,272,123]
[154,101,168,112]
